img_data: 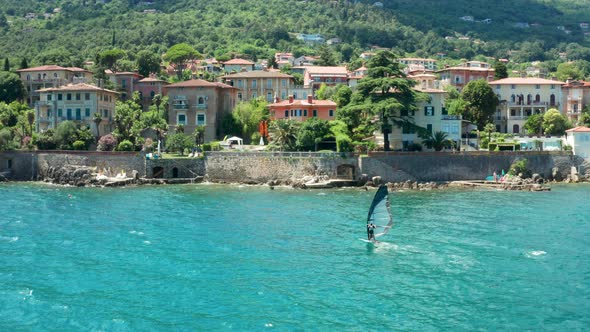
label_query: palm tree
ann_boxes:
[420,131,451,151]
[93,112,103,140]
[268,119,298,151]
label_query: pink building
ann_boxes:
[106,71,143,101]
[135,77,168,111]
[303,66,349,90]
[16,65,93,106]
[436,61,495,90]
[269,95,337,121]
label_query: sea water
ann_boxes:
[1,183,589,331]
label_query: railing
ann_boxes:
[173,95,187,100]
[507,101,549,106]
[508,116,528,120]
[441,115,461,120]
[206,151,355,158]
[173,104,189,109]
[196,104,207,109]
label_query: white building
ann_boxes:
[565,126,590,159]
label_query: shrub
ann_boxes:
[202,143,211,151]
[563,144,573,151]
[210,141,221,151]
[335,134,353,152]
[117,139,134,151]
[33,130,56,150]
[509,158,531,178]
[72,140,87,150]
[143,137,154,152]
[21,136,33,150]
[97,134,118,151]
[407,142,422,152]
[0,128,14,151]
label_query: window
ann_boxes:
[7,159,12,169]
[313,109,317,117]
[535,84,540,89]
[26,74,30,81]
[266,79,272,89]
[75,109,81,120]
[85,93,90,100]
[550,84,555,89]
[451,123,459,134]
[267,92,273,102]
[496,85,500,89]
[329,110,334,117]
[177,113,187,125]
[150,91,155,98]
[198,97,205,105]
[66,109,72,120]
[196,113,206,126]
[54,73,58,78]
[76,93,81,100]
[424,106,434,116]
[427,124,433,133]
[281,91,287,100]
[48,109,52,117]
[290,110,294,117]
[281,79,287,87]
[238,92,243,101]
[85,108,90,117]
[402,123,415,134]
[103,109,108,118]
[442,107,448,115]
[252,92,257,99]
[58,94,63,101]
[58,109,62,117]
[511,84,516,89]
[47,94,52,101]
[121,79,126,88]
[252,79,257,88]
[67,93,72,101]
[284,110,289,117]
[237,80,243,88]
[511,94,515,103]
[304,109,308,117]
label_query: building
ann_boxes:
[293,56,319,67]
[106,71,143,101]
[222,58,255,73]
[164,79,237,141]
[348,66,368,88]
[268,95,336,121]
[274,53,294,68]
[35,83,118,137]
[561,80,590,124]
[565,126,590,158]
[489,77,565,134]
[17,65,94,106]
[436,61,495,90]
[296,33,325,44]
[389,73,462,150]
[399,58,437,71]
[303,66,349,90]
[220,70,311,103]
[134,76,168,111]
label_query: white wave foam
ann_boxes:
[143,240,151,245]
[0,236,19,242]
[526,250,547,258]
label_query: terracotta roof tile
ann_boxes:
[223,58,255,65]
[221,71,293,79]
[566,126,590,132]
[270,99,337,107]
[489,77,565,85]
[166,79,235,89]
[304,66,349,75]
[36,83,117,94]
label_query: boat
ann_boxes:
[363,185,393,243]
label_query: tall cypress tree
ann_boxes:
[3,57,9,71]
[20,58,28,69]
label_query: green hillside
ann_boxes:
[0,0,589,68]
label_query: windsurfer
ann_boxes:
[367,222,377,241]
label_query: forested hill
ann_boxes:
[0,0,589,68]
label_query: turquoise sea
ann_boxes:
[1,183,589,331]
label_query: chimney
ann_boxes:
[307,95,313,104]
[289,95,294,103]
[274,96,280,103]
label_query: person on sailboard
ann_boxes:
[367,222,377,241]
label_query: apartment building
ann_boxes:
[17,65,93,106]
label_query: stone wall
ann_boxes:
[34,151,145,179]
[146,158,206,179]
[204,152,359,184]
[0,151,36,181]
[361,151,582,182]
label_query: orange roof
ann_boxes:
[138,77,167,83]
[270,99,336,107]
[221,71,292,79]
[223,58,255,65]
[566,126,590,132]
[17,65,90,73]
[166,79,234,89]
[36,83,117,94]
[562,80,590,88]
[489,77,565,85]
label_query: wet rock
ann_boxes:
[372,176,382,185]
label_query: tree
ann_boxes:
[460,79,499,129]
[351,51,421,151]
[113,97,143,143]
[483,123,496,143]
[20,58,28,70]
[193,125,205,146]
[164,43,200,80]
[165,132,192,155]
[332,84,352,108]
[26,110,34,136]
[97,134,118,151]
[231,98,269,143]
[555,62,583,81]
[267,55,278,69]
[316,45,337,66]
[99,48,126,74]
[93,112,103,139]
[543,109,570,135]
[524,113,544,135]
[0,72,26,103]
[296,117,330,151]
[420,131,451,151]
[268,119,298,151]
[494,61,508,79]
[54,121,78,149]
[137,50,161,77]
[3,57,9,71]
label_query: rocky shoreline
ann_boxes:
[17,164,587,191]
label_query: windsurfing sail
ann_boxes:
[367,185,393,239]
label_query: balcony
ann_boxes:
[196,103,207,109]
[173,95,187,101]
[441,115,461,120]
[173,104,189,110]
[567,96,582,101]
[507,101,548,107]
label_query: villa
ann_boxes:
[17,65,93,106]
[436,61,495,91]
[561,80,590,124]
[222,58,255,73]
[268,95,336,121]
[35,83,118,137]
[220,70,311,102]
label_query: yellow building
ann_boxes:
[35,83,118,136]
[17,65,94,106]
[489,77,564,134]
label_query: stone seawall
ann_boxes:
[35,151,145,180]
[361,151,583,182]
[204,152,359,184]
[146,158,206,179]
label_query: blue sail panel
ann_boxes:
[366,185,393,238]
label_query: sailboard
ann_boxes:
[364,185,393,243]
